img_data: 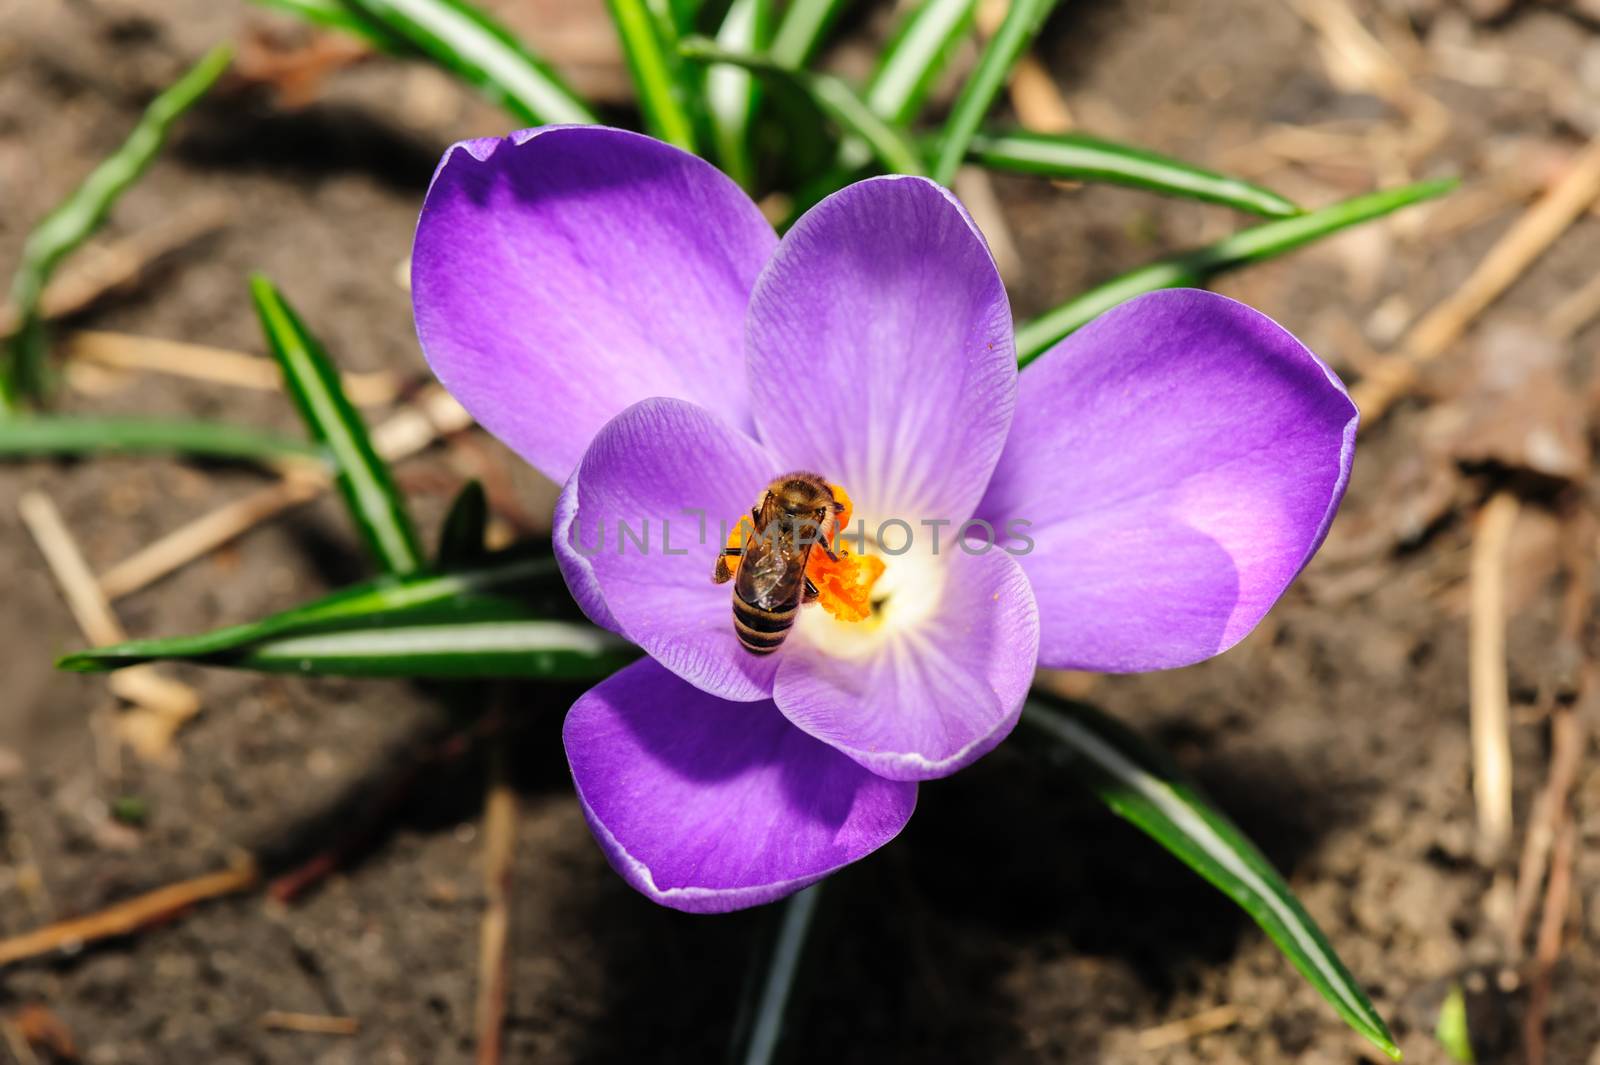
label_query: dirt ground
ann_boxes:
[2,0,1599,1062]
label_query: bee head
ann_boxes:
[771,472,836,517]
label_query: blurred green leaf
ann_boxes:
[250,275,423,576]
[435,479,489,571]
[930,0,1057,185]
[824,0,974,178]
[868,0,976,126]
[1436,984,1475,1063]
[0,415,321,465]
[608,0,700,150]
[1,44,232,412]
[59,555,558,669]
[768,0,847,69]
[1022,694,1401,1061]
[706,0,771,190]
[249,0,416,52]
[968,130,1301,217]
[1016,177,1457,364]
[681,39,926,176]
[343,0,597,125]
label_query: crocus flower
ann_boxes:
[412,126,1357,913]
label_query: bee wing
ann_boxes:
[737,531,806,611]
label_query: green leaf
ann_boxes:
[435,479,489,571]
[250,275,423,576]
[1022,695,1401,1061]
[342,0,598,125]
[249,0,416,52]
[680,39,927,176]
[706,0,771,190]
[0,415,322,466]
[55,553,633,679]
[193,618,636,679]
[607,0,700,150]
[1435,984,1475,1064]
[1016,177,1457,364]
[827,0,975,177]
[868,0,976,126]
[732,885,822,1065]
[929,0,1057,185]
[1,44,232,411]
[768,0,847,69]
[967,130,1301,217]
[59,555,559,669]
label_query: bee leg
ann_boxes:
[712,546,742,584]
[803,577,820,603]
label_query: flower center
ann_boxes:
[722,482,886,623]
[720,480,948,660]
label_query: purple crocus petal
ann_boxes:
[413,125,776,484]
[575,397,782,701]
[773,549,1038,781]
[745,176,1015,523]
[552,468,621,634]
[565,658,918,913]
[977,289,1358,672]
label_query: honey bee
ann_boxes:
[713,472,844,655]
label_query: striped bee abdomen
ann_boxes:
[732,594,797,655]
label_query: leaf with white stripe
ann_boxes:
[1022,694,1400,1061]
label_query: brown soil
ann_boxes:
[3,1,1599,1063]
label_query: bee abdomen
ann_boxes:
[733,595,796,655]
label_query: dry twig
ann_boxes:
[19,491,200,758]
[476,733,517,1065]
[98,387,471,601]
[1468,492,1519,862]
[1135,1005,1242,1051]
[259,1011,360,1036]
[64,330,401,407]
[0,856,258,967]
[1353,135,1600,422]
[1523,818,1577,1065]
[1547,272,1600,341]
[0,201,229,337]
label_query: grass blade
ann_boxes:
[58,553,633,681]
[249,0,415,52]
[968,129,1301,217]
[929,0,1057,185]
[680,39,927,176]
[436,479,489,570]
[59,556,559,669]
[734,885,822,1065]
[0,416,321,465]
[706,0,771,190]
[1022,695,1401,1060]
[1016,177,1457,364]
[867,0,976,126]
[607,0,700,150]
[769,0,847,69]
[343,0,598,125]
[822,0,975,178]
[1,44,232,411]
[250,275,423,575]
[212,619,635,679]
